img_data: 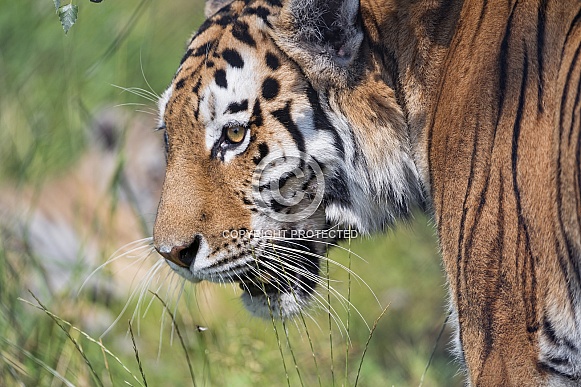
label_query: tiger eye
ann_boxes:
[226,126,246,143]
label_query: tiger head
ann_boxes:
[153,0,423,318]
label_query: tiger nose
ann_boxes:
[156,235,201,268]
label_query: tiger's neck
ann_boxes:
[359,0,464,193]
[312,0,465,230]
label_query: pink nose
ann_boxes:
[156,235,201,268]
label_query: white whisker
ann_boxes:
[111,84,159,103]
[78,239,153,294]
[270,236,368,263]
[251,251,350,335]
[139,51,160,100]
[99,257,163,339]
[263,242,380,308]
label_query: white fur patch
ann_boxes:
[321,94,422,233]
[199,53,260,160]
[241,290,307,319]
[157,86,173,128]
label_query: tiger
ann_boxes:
[151,0,581,384]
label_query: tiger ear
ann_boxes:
[205,0,233,17]
[274,0,363,88]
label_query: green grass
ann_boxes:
[0,1,462,386]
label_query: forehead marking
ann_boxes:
[261,77,280,100]
[231,21,256,47]
[222,49,245,68]
[250,99,264,127]
[271,101,306,154]
[199,46,261,152]
[226,99,249,114]
[242,6,272,27]
[215,69,228,89]
[253,142,269,165]
[265,52,280,70]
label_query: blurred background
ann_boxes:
[0,1,462,385]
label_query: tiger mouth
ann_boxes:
[237,267,314,319]
[230,239,322,299]
[238,276,282,296]
[237,269,301,297]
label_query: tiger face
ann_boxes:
[153,0,421,318]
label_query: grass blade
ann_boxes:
[325,246,335,386]
[419,312,451,387]
[27,291,104,387]
[344,227,353,385]
[1,338,75,387]
[354,304,390,387]
[128,321,148,387]
[150,291,197,387]
[18,297,144,387]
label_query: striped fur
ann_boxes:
[153,0,581,384]
[425,1,581,384]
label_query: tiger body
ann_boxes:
[153,0,581,384]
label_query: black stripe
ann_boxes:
[569,68,581,147]
[253,142,269,165]
[513,54,540,332]
[225,99,248,114]
[276,171,295,192]
[479,170,507,368]
[231,21,256,47]
[249,99,264,127]
[180,48,193,65]
[192,78,202,94]
[497,1,518,125]
[243,6,272,27]
[543,315,578,352]
[566,43,581,145]
[555,38,573,301]
[475,0,489,37]
[271,101,306,153]
[511,54,527,188]
[564,216,581,289]
[305,83,345,156]
[222,49,245,68]
[175,78,186,90]
[455,119,481,296]
[193,40,217,57]
[215,14,234,28]
[215,69,228,89]
[261,77,280,100]
[265,52,280,70]
[560,8,581,66]
[536,0,548,114]
[195,19,213,36]
[553,239,571,300]
[459,167,490,367]
[324,169,351,207]
[538,361,578,381]
[555,31,581,301]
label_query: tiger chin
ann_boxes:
[152,0,581,384]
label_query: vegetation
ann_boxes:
[0,1,461,385]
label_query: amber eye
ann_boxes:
[226,125,246,144]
